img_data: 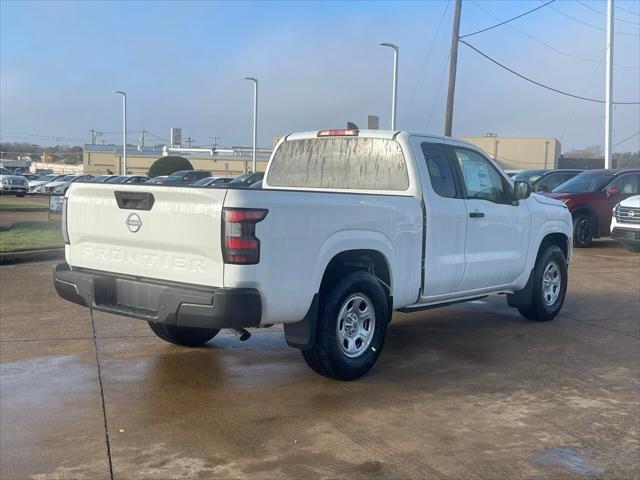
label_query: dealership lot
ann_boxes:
[0,242,638,479]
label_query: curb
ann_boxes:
[0,248,64,265]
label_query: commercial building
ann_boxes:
[83,144,271,176]
[460,135,561,171]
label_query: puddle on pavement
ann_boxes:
[532,447,603,476]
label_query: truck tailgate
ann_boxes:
[66,183,226,287]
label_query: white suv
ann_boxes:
[611,195,640,252]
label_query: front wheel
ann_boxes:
[148,322,219,347]
[302,270,389,381]
[573,214,593,248]
[16,192,26,198]
[518,245,567,321]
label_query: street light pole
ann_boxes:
[115,91,127,174]
[244,77,258,173]
[604,0,614,169]
[379,43,399,130]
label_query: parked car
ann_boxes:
[52,175,94,195]
[145,176,167,184]
[226,172,264,188]
[41,175,89,194]
[104,175,150,184]
[156,170,211,186]
[545,169,640,247]
[28,174,66,193]
[514,169,583,193]
[0,172,28,196]
[611,195,640,252]
[192,176,234,187]
[91,175,119,183]
[22,174,42,181]
[55,129,572,380]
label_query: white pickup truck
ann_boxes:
[54,129,572,380]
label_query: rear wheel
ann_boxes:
[302,270,389,380]
[148,322,219,347]
[573,214,593,248]
[518,245,567,321]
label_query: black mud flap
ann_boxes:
[507,269,534,309]
[283,294,318,350]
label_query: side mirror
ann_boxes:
[534,184,548,192]
[514,180,532,200]
[606,186,620,197]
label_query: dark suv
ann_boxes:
[158,170,211,186]
[513,169,583,193]
[545,169,640,247]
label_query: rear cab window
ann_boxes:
[266,136,410,192]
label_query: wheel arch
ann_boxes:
[284,248,393,351]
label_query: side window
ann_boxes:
[453,148,511,203]
[420,142,457,198]
[184,172,196,181]
[610,174,640,194]
[539,173,570,191]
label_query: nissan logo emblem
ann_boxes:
[126,213,142,233]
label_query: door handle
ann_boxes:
[469,211,485,218]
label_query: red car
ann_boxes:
[545,169,640,247]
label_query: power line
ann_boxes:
[458,40,640,104]
[401,0,451,127]
[613,130,640,147]
[460,0,556,38]
[616,2,640,17]
[546,2,639,36]
[426,51,451,131]
[470,0,638,70]
[576,0,640,25]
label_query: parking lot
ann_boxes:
[0,241,637,479]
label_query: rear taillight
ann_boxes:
[222,208,268,264]
[62,197,69,244]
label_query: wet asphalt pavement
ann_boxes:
[0,241,638,479]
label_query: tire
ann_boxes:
[573,214,594,248]
[16,193,26,197]
[148,322,219,347]
[302,270,389,381]
[518,245,567,321]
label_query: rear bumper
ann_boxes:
[53,263,261,329]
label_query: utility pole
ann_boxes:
[604,0,614,169]
[186,136,193,148]
[210,136,220,149]
[444,0,462,137]
[89,130,96,144]
[379,43,399,130]
[139,130,145,149]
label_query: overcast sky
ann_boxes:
[1,0,639,152]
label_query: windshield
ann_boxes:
[552,173,613,193]
[168,170,188,178]
[193,177,213,186]
[58,175,75,182]
[105,176,125,183]
[38,174,57,181]
[229,173,253,184]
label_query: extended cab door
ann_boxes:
[411,138,468,298]
[449,146,531,292]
